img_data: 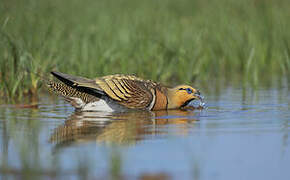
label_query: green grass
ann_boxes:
[0,0,289,101]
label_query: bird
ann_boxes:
[47,71,204,112]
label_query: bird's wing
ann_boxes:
[95,75,158,109]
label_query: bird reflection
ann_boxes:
[50,110,198,148]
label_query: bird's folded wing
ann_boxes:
[95,75,157,109]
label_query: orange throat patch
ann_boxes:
[152,89,168,110]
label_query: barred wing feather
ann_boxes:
[95,75,157,109]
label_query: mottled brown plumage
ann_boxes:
[47,81,99,109]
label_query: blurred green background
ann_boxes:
[0,0,289,101]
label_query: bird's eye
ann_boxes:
[186,88,193,94]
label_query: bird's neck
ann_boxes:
[167,88,179,109]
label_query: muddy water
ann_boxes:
[0,87,289,179]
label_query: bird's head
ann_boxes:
[167,85,204,109]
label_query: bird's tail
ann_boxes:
[47,73,101,110]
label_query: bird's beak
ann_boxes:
[182,91,205,109]
[193,92,204,101]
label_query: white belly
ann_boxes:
[82,99,114,112]
[67,97,129,112]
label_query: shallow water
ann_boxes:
[0,86,289,179]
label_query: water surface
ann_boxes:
[0,87,289,179]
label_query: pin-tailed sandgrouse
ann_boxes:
[48,71,204,112]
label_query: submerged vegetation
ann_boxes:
[0,0,289,101]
